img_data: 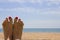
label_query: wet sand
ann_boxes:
[0,32,60,40]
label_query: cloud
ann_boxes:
[0,0,60,5]
[7,0,60,4]
[24,20,60,28]
[7,0,60,8]
[1,20,60,28]
[8,0,60,2]
[0,0,9,2]
[8,0,42,3]
[0,7,60,15]
[0,0,60,9]
[0,0,60,28]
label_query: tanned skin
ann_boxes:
[13,17,24,40]
[2,17,24,40]
[13,17,18,40]
[2,17,13,40]
[18,19,24,40]
[8,17,13,40]
[2,18,9,40]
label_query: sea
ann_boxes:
[0,28,60,32]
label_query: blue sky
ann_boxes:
[0,0,60,28]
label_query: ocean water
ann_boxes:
[0,28,60,32]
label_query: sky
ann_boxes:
[0,0,60,28]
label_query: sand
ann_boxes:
[0,32,60,40]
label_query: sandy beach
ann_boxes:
[0,32,60,40]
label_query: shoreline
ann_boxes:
[0,32,60,40]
